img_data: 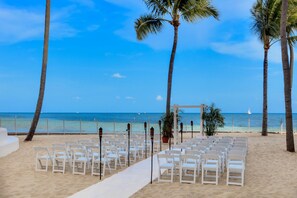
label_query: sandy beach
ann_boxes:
[1,133,297,198]
[133,133,297,198]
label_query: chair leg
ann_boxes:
[45,159,48,172]
[241,170,244,186]
[35,158,38,171]
[171,167,174,183]
[83,161,86,175]
[101,161,105,177]
[91,160,95,176]
[201,166,204,184]
[193,168,197,183]
[226,169,229,186]
[216,167,218,185]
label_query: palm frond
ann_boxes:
[179,0,219,22]
[144,0,172,16]
[288,35,297,45]
[251,0,281,44]
[134,14,165,40]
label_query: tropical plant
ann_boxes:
[251,0,282,136]
[135,0,219,121]
[280,0,295,152]
[160,110,181,138]
[25,0,51,141]
[202,103,224,136]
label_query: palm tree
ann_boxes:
[135,0,219,126]
[202,103,225,136]
[25,0,51,141]
[251,0,282,136]
[280,0,295,152]
[287,0,297,88]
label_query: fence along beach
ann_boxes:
[0,112,293,134]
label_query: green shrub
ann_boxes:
[202,103,225,136]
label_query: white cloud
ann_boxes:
[211,37,282,63]
[70,0,95,8]
[107,0,255,51]
[125,96,135,100]
[156,95,163,101]
[112,73,126,79]
[0,4,77,44]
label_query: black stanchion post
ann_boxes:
[144,122,147,158]
[191,120,193,138]
[180,122,183,143]
[127,123,131,167]
[99,127,103,180]
[158,120,162,151]
[150,127,154,184]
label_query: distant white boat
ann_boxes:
[247,108,252,115]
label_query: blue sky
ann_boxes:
[0,0,296,113]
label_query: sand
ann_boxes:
[0,135,108,198]
[132,133,297,198]
[0,133,297,198]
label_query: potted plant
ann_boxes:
[161,111,180,143]
[202,103,225,136]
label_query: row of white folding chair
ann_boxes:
[35,142,119,175]
[53,143,97,175]
[63,144,113,176]
[157,153,199,184]
[34,144,73,173]
[54,144,94,175]
[157,151,218,184]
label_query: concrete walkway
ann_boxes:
[69,154,160,198]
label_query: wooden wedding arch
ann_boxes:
[173,104,204,145]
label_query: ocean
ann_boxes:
[0,112,295,134]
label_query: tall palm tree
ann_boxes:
[287,0,297,88]
[135,0,219,122]
[281,0,295,152]
[251,0,282,136]
[25,0,51,141]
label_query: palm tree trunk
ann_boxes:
[165,25,179,116]
[262,48,268,136]
[280,0,295,152]
[289,43,294,89]
[25,0,51,141]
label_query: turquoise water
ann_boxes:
[0,112,294,134]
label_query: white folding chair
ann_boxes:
[157,154,175,183]
[180,154,198,184]
[91,148,111,177]
[52,146,70,174]
[72,147,89,175]
[201,153,219,185]
[226,153,245,186]
[105,146,120,170]
[34,146,52,172]
[165,150,181,175]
